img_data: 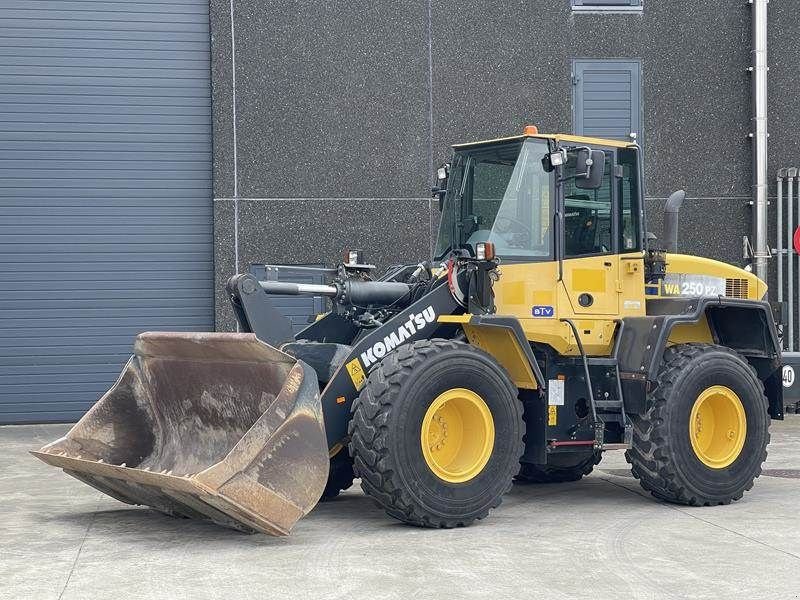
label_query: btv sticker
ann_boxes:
[532,305,554,318]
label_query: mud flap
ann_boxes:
[31,332,329,536]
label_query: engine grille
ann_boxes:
[725,278,749,299]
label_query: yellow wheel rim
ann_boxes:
[689,385,747,469]
[420,388,495,483]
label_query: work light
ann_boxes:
[549,150,566,167]
[475,242,495,261]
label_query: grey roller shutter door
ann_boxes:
[573,59,642,142]
[0,1,213,424]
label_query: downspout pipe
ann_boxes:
[751,0,770,285]
[777,168,785,308]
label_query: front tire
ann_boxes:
[626,343,770,506]
[348,339,523,528]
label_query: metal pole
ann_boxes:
[777,170,784,306]
[796,171,800,353]
[788,169,796,350]
[750,0,770,283]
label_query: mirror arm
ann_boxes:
[432,188,447,212]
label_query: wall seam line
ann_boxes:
[426,0,434,258]
[214,197,431,202]
[229,0,239,276]
[213,196,755,202]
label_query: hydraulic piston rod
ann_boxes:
[260,279,413,307]
[260,281,339,297]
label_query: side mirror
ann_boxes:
[432,163,449,211]
[574,149,606,190]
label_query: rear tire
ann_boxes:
[319,451,354,500]
[348,339,523,528]
[626,343,770,506]
[516,451,601,483]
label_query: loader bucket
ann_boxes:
[31,332,329,536]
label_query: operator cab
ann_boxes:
[433,129,644,265]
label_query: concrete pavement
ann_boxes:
[2,418,799,600]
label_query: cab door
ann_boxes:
[562,255,619,316]
[559,151,619,316]
[616,146,646,318]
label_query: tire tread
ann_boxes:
[348,339,522,528]
[625,343,769,506]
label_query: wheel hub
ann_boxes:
[689,385,747,469]
[421,388,495,483]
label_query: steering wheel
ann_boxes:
[494,216,531,236]
[493,216,532,248]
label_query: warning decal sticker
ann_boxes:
[345,358,366,391]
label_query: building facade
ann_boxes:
[211,0,800,331]
[1,0,798,422]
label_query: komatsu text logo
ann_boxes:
[360,306,436,367]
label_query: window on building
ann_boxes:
[572,59,642,144]
[571,0,642,12]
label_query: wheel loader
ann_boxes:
[33,127,784,535]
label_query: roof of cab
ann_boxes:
[452,132,637,150]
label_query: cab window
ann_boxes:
[563,151,613,256]
[435,139,554,260]
[618,148,641,251]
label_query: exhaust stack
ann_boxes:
[663,190,686,253]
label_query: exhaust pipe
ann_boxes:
[663,190,686,253]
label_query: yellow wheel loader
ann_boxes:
[34,128,784,535]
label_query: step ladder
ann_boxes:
[561,319,633,451]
